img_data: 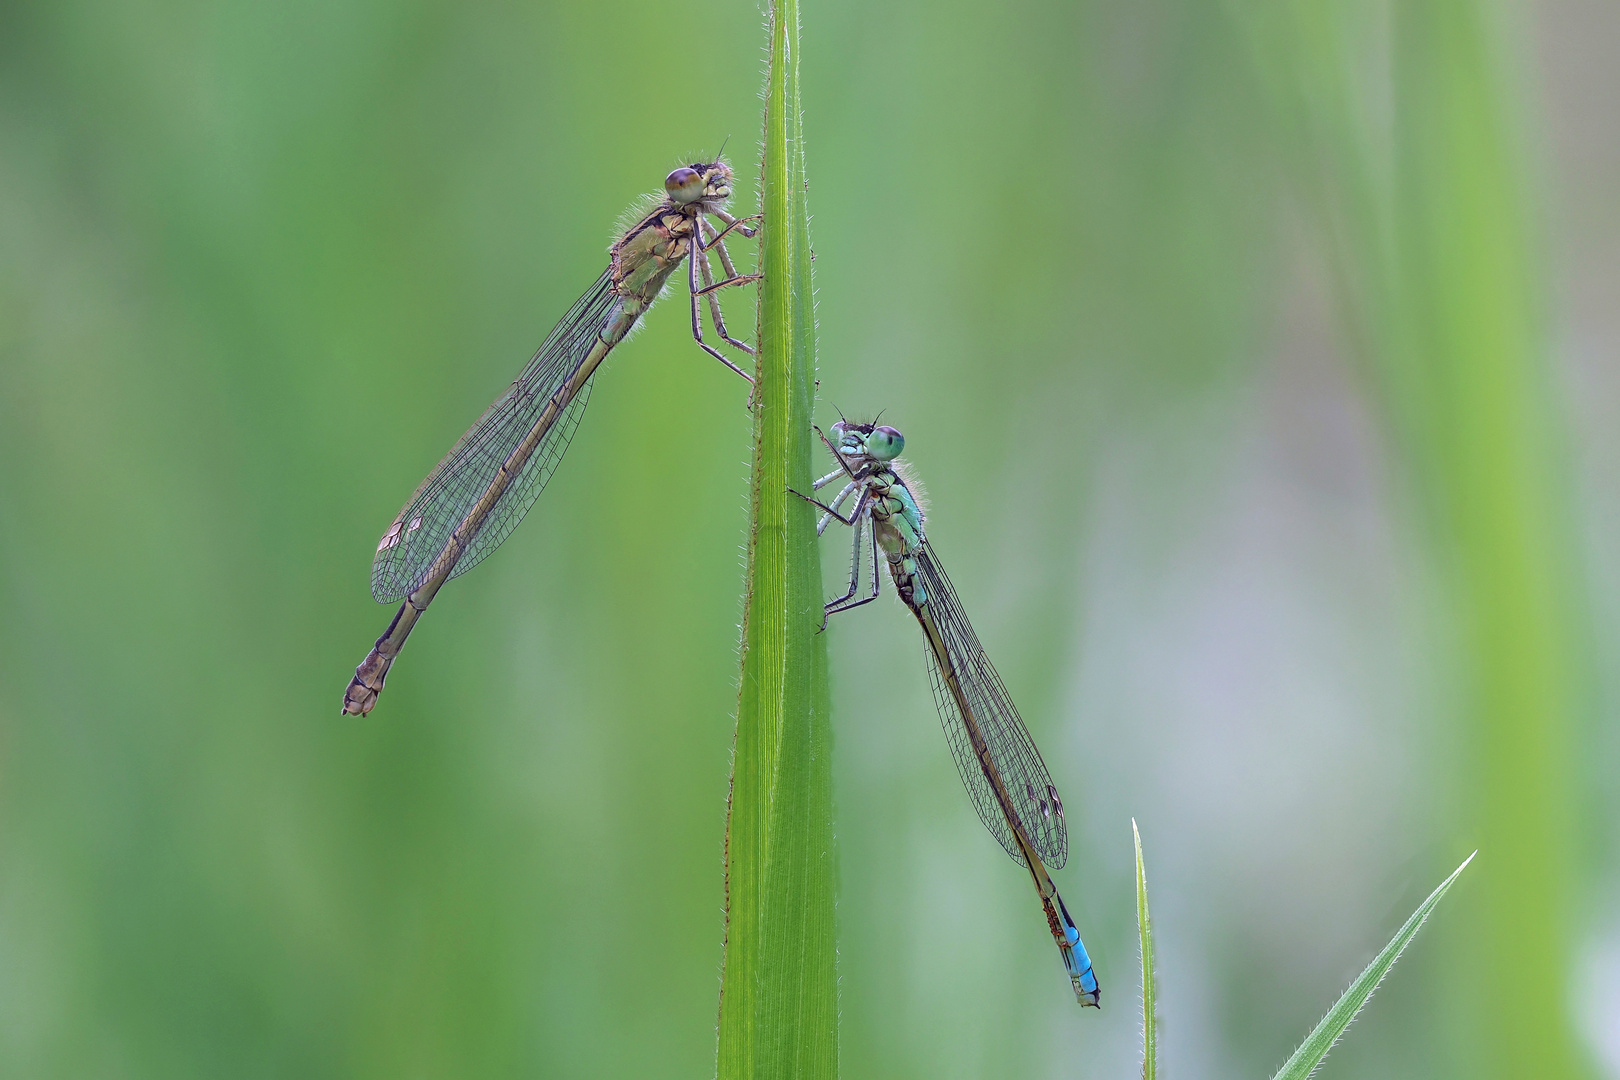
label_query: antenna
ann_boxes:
[715,135,731,162]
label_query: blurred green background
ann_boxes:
[2,0,1616,1076]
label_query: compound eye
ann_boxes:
[664,167,704,204]
[868,425,905,460]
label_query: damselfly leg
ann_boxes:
[712,208,760,238]
[823,517,882,624]
[687,238,754,384]
[812,467,847,490]
[785,486,859,526]
[815,480,859,535]
[697,221,760,356]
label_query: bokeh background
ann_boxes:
[1,0,1615,1076]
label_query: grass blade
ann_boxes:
[714,0,835,1077]
[1270,852,1476,1080]
[1134,820,1157,1080]
[1251,1,1580,1069]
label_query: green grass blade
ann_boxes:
[714,0,835,1077]
[1270,852,1475,1080]
[1389,9,1580,1076]
[1246,2,1580,1070]
[1134,820,1157,1080]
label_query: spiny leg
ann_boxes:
[817,480,858,536]
[696,219,761,297]
[713,209,761,238]
[706,211,761,244]
[818,508,868,626]
[787,483,863,527]
[811,455,860,535]
[697,224,758,356]
[696,257,758,354]
[701,218,752,282]
[812,467,848,491]
[691,245,761,296]
[696,249,758,355]
[825,518,883,622]
[686,232,754,384]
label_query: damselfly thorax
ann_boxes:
[861,466,927,608]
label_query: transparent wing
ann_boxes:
[371,270,622,602]
[913,543,1069,868]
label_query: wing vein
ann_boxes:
[370,270,620,602]
[914,543,1069,868]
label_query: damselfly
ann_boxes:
[342,159,758,716]
[792,419,1100,1006]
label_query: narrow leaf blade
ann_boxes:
[1271,852,1476,1080]
[714,0,835,1076]
[1135,819,1158,1080]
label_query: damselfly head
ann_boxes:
[665,161,733,207]
[829,419,905,462]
